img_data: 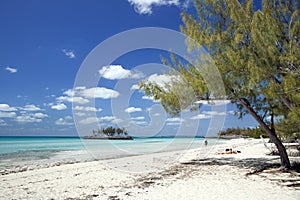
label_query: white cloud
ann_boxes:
[166,122,182,126]
[15,112,48,123]
[132,121,148,125]
[73,106,102,112]
[99,65,130,80]
[57,96,89,104]
[32,112,48,118]
[0,104,17,111]
[99,65,144,80]
[81,87,119,99]
[58,87,119,104]
[51,103,67,110]
[21,104,41,111]
[228,110,235,115]
[194,100,231,106]
[128,0,180,14]
[146,74,175,88]
[130,84,140,90]
[79,117,98,125]
[0,119,7,126]
[5,66,17,73]
[140,74,178,103]
[191,114,211,120]
[75,112,86,117]
[166,117,184,126]
[100,116,123,124]
[166,117,184,122]
[0,111,16,118]
[16,115,42,123]
[62,49,76,59]
[228,110,242,116]
[79,116,122,125]
[55,116,73,126]
[99,116,116,121]
[265,115,284,122]
[190,110,226,120]
[131,116,145,121]
[142,95,160,102]
[125,107,142,113]
[202,111,226,116]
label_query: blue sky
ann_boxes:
[0,0,258,136]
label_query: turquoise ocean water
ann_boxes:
[0,136,220,171]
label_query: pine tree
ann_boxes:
[140,0,299,168]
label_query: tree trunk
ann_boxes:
[239,98,291,168]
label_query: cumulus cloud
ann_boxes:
[166,117,184,126]
[57,96,89,104]
[0,104,17,111]
[191,114,211,120]
[57,87,119,104]
[99,65,144,80]
[81,87,119,99]
[131,116,145,121]
[79,116,122,125]
[132,121,148,126]
[51,103,67,110]
[146,74,175,88]
[15,112,48,123]
[16,115,42,123]
[32,112,48,118]
[125,107,142,113]
[99,116,118,122]
[202,111,226,116]
[142,95,160,103]
[21,104,41,111]
[0,119,7,126]
[73,106,102,112]
[128,0,180,14]
[79,117,98,125]
[62,49,76,59]
[166,117,184,122]
[0,111,16,118]
[194,100,231,106]
[130,84,140,91]
[5,66,17,73]
[55,116,73,125]
[190,110,226,120]
[74,112,86,117]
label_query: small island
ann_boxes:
[83,126,133,140]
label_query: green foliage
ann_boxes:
[140,0,299,125]
[218,127,267,139]
[276,116,300,140]
[139,0,299,168]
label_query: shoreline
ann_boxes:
[1,138,299,199]
[0,137,220,175]
[82,135,134,140]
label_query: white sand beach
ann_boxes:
[0,138,299,200]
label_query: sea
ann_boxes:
[0,136,221,173]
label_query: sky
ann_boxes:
[0,0,258,137]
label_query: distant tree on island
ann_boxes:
[139,0,300,168]
[92,126,129,137]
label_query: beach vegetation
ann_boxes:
[218,127,267,139]
[139,0,300,168]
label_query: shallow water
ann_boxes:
[0,136,221,171]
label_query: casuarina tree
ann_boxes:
[140,0,300,168]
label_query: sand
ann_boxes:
[0,138,299,200]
